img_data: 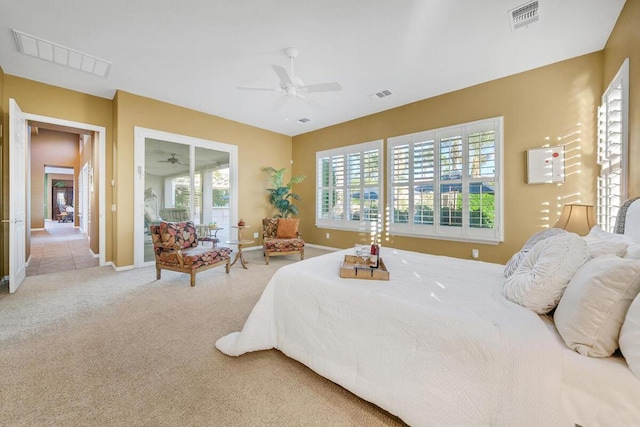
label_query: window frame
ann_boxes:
[316,140,383,232]
[597,58,629,233]
[387,117,504,244]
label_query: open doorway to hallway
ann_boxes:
[26,124,100,277]
[27,221,99,276]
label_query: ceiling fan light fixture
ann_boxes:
[237,47,342,109]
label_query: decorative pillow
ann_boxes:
[504,228,567,277]
[588,225,640,259]
[276,218,299,238]
[584,227,628,258]
[554,256,640,357]
[503,232,588,314]
[620,294,640,379]
[159,221,197,249]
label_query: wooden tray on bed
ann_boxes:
[340,255,389,281]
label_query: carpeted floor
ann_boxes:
[0,247,404,426]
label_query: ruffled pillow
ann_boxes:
[503,232,588,314]
[504,228,567,277]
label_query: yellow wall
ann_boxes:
[2,1,636,273]
[603,0,640,197]
[293,53,603,264]
[112,91,292,267]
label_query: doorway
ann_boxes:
[7,99,107,292]
[133,127,238,268]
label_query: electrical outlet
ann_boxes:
[472,249,479,259]
[253,232,259,239]
[325,232,330,239]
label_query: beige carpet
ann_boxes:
[0,247,404,426]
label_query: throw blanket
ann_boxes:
[216,249,562,426]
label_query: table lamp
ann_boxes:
[554,204,597,236]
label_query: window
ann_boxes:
[597,59,629,232]
[388,117,503,243]
[316,140,383,231]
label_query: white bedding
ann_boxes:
[216,248,566,426]
[540,317,640,426]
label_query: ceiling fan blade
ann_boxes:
[271,95,291,111]
[236,86,276,91]
[271,65,292,85]
[301,82,342,93]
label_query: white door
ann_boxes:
[80,163,89,233]
[9,98,27,293]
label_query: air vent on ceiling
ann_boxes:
[297,118,311,123]
[374,90,392,99]
[12,29,111,78]
[509,1,539,31]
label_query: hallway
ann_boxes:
[26,221,99,276]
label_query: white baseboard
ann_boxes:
[305,243,341,251]
[108,262,135,272]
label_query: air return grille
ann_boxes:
[509,1,539,31]
[13,29,111,77]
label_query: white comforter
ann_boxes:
[216,248,562,426]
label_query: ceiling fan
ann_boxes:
[158,153,185,165]
[237,47,342,110]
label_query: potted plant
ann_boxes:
[262,166,305,218]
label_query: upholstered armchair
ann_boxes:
[150,221,232,286]
[262,218,304,265]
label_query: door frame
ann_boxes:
[133,127,239,268]
[22,112,107,267]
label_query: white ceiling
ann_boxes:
[0,1,626,137]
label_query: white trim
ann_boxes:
[133,127,239,268]
[387,117,503,244]
[22,112,107,267]
[111,263,135,272]
[305,243,341,251]
[597,58,629,232]
[315,139,384,232]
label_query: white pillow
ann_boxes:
[555,256,640,357]
[586,225,640,259]
[620,294,640,379]
[504,228,567,277]
[503,233,588,314]
[584,227,628,258]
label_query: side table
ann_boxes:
[227,225,254,269]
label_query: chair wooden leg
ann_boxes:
[156,267,161,280]
[265,252,270,265]
[300,249,304,261]
[190,271,196,287]
[225,259,230,274]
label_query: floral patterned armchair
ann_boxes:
[262,218,304,265]
[150,221,232,286]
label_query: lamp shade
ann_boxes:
[554,204,597,236]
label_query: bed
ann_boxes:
[216,203,640,426]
